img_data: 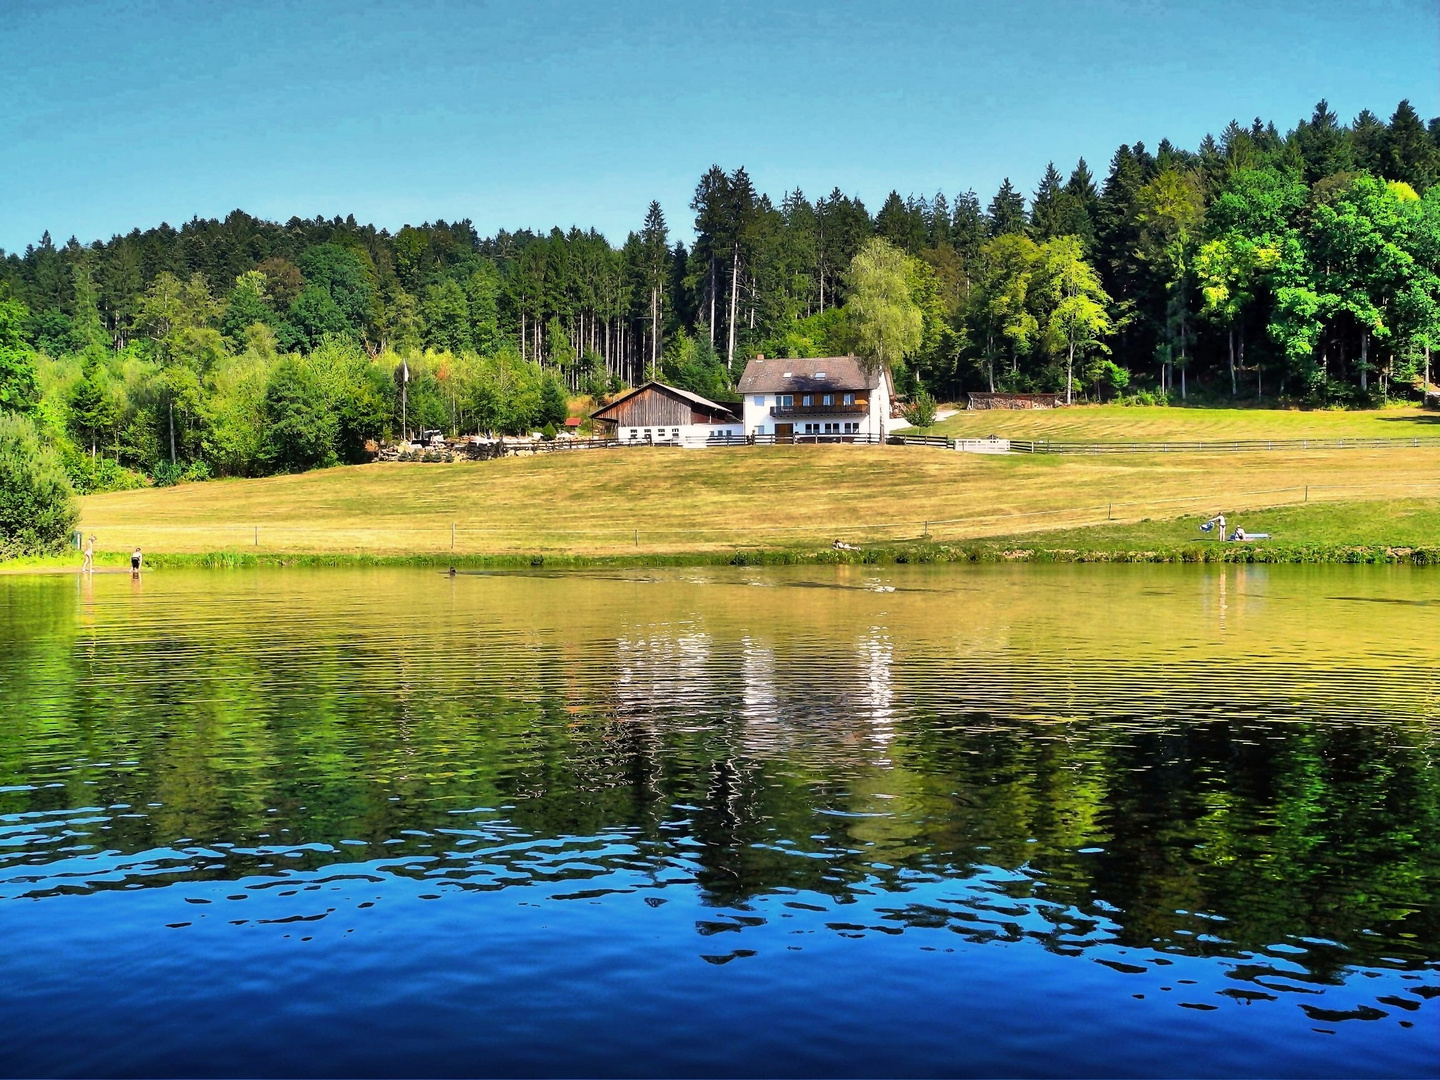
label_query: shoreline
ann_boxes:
[5,540,1438,574]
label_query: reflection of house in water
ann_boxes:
[608,621,899,767]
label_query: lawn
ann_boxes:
[986,498,1440,553]
[78,441,1440,557]
[913,403,1439,442]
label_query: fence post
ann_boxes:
[1108,503,1112,520]
[451,522,455,550]
[254,526,258,547]
[1304,485,1308,503]
[635,529,639,547]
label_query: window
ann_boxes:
[803,423,819,434]
[801,395,813,406]
[822,394,833,406]
[814,371,827,379]
[753,395,765,405]
[628,429,637,438]
[672,428,680,437]
[843,392,855,405]
[779,394,793,407]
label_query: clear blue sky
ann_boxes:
[2,0,1436,253]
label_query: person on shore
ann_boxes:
[81,535,95,573]
[130,547,143,574]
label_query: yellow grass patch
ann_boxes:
[80,443,1440,556]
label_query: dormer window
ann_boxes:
[782,371,793,378]
[815,371,826,379]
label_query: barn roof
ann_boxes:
[589,381,739,423]
[737,355,882,393]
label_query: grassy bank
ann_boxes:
[25,504,1440,576]
[915,402,1439,441]
[6,497,1422,573]
[76,442,1440,558]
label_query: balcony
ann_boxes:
[770,402,868,417]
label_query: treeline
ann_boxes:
[1,97,1439,510]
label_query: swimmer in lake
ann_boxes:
[130,547,143,574]
[81,535,95,573]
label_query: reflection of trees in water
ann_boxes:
[1,585,1437,992]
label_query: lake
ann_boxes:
[0,564,1436,1078]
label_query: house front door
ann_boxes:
[774,423,793,444]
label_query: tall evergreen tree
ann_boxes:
[987,178,1028,237]
[1383,100,1439,191]
[1029,162,1068,241]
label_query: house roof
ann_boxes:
[737,355,882,393]
[589,381,740,423]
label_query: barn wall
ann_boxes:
[605,389,692,427]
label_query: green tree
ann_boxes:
[901,389,937,432]
[1134,169,1206,397]
[987,178,1028,237]
[847,238,923,378]
[421,278,471,352]
[1035,237,1114,403]
[261,356,339,473]
[0,295,40,413]
[67,359,120,459]
[0,412,79,557]
[221,270,273,342]
[539,376,568,428]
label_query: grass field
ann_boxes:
[986,498,1440,553]
[76,440,1440,558]
[913,403,1439,441]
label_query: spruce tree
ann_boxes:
[987,178,1027,237]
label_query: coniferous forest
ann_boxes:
[2,98,1440,495]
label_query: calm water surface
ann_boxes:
[0,564,1436,1078]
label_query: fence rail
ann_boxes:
[1009,436,1440,454]
[415,432,1440,458]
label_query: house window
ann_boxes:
[843,393,855,405]
[753,395,765,405]
[779,394,793,407]
[815,371,827,379]
[802,395,813,406]
[803,423,819,434]
[628,429,638,439]
[672,428,680,437]
[822,394,833,406]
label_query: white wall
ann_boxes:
[616,422,744,446]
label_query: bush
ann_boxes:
[0,412,80,557]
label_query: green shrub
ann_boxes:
[0,412,80,557]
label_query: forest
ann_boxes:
[2,97,1439,508]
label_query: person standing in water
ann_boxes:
[130,546,143,574]
[81,535,95,572]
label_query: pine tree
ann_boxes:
[987,178,1027,237]
[1383,100,1440,191]
[1029,162,1068,241]
[950,190,986,262]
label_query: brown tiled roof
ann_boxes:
[737,355,881,393]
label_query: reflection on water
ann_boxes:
[0,565,1436,1077]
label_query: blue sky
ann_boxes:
[2,0,1436,253]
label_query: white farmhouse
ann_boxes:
[738,355,894,441]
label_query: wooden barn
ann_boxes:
[590,382,744,445]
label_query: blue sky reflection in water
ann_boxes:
[0,565,1436,1077]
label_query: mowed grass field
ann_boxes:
[917,403,1439,442]
[80,439,1440,556]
